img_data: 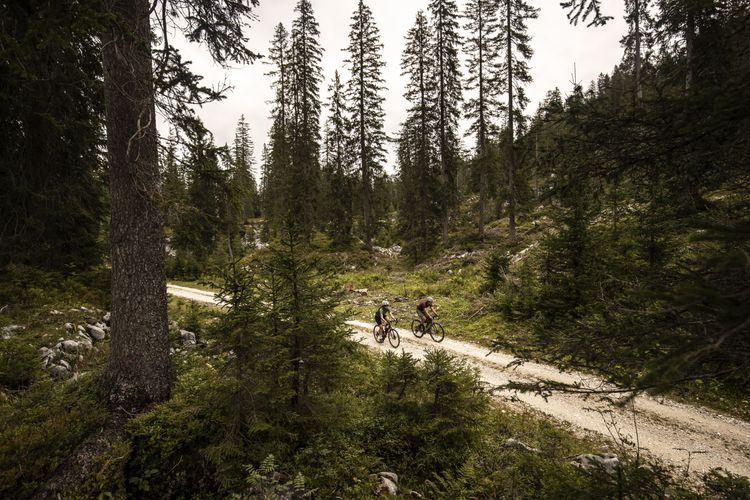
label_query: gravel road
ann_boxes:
[167,284,750,477]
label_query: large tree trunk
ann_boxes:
[635,0,642,101]
[685,7,695,91]
[100,0,170,412]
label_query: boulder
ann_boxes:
[77,324,86,334]
[180,330,197,346]
[64,322,74,332]
[570,453,619,475]
[60,340,81,354]
[373,472,399,496]
[87,324,106,341]
[48,364,71,379]
[103,312,111,326]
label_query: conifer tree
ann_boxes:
[289,0,324,239]
[265,23,292,234]
[230,115,258,223]
[322,71,354,247]
[429,0,463,244]
[499,0,538,241]
[398,12,441,260]
[160,131,186,230]
[463,0,504,237]
[345,0,387,250]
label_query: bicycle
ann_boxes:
[410,314,445,342]
[373,319,400,348]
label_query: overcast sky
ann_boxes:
[167,0,627,175]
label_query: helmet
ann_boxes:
[382,300,390,307]
[426,296,434,304]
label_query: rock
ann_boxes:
[50,309,63,315]
[80,306,93,313]
[60,340,81,354]
[78,338,93,351]
[103,312,111,326]
[570,453,619,475]
[505,438,541,454]
[409,492,424,498]
[1,324,24,339]
[77,324,86,334]
[87,324,106,341]
[373,472,399,496]
[58,359,71,370]
[48,364,70,378]
[354,288,369,296]
[64,322,74,332]
[180,329,197,346]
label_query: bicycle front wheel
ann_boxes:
[388,328,400,348]
[373,325,384,343]
[411,319,424,338]
[430,323,445,343]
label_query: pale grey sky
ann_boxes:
[166,0,627,175]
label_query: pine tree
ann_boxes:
[265,23,292,235]
[0,1,106,272]
[289,0,324,239]
[345,0,387,250]
[322,71,354,247]
[160,131,186,230]
[398,12,441,260]
[230,114,258,224]
[463,0,504,237]
[429,0,463,244]
[499,0,538,241]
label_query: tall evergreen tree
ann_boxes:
[265,23,292,234]
[463,0,504,237]
[230,114,258,224]
[100,0,260,411]
[322,71,355,247]
[289,0,324,239]
[0,1,106,272]
[160,131,186,230]
[398,12,441,260]
[345,0,388,250]
[429,0,463,244]
[499,0,538,241]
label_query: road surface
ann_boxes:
[167,284,750,477]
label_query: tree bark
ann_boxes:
[100,0,170,412]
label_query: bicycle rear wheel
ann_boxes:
[411,319,424,338]
[388,328,400,348]
[429,323,445,343]
[373,325,384,343]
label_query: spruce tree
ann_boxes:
[345,0,387,250]
[499,0,538,241]
[322,71,355,247]
[265,23,292,235]
[463,0,504,237]
[289,0,324,239]
[230,114,258,224]
[398,12,441,260]
[429,0,463,244]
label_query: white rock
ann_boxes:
[1,324,24,339]
[87,324,106,341]
[64,323,74,332]
[103,312,111,325]
[180,330,197,346]
[60,340,80,354]
[505,438,541,454]
[570,453,619,475]
[374,472,399,496]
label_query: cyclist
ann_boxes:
[416,296,436,331]
[375,300,397,341]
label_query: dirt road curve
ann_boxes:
[167,284,750,477]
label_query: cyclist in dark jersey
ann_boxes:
[416,296,435,328]
[375,300,397,341]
